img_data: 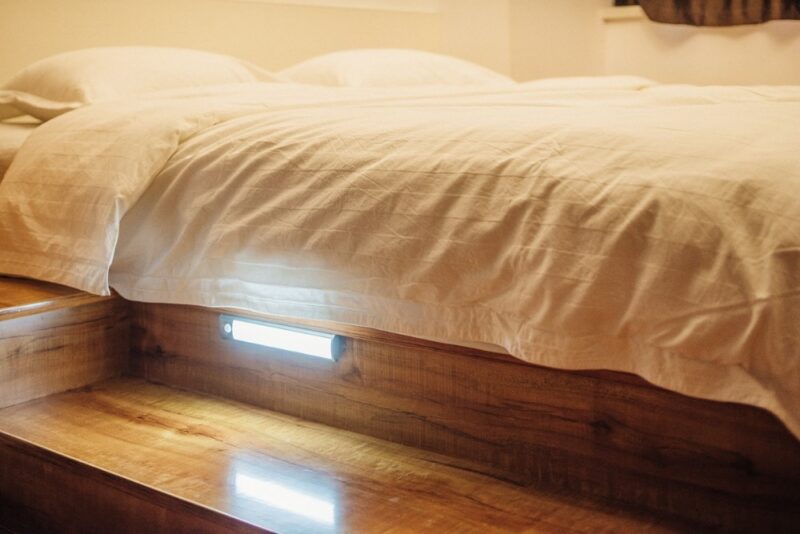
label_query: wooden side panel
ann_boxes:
[0,431,267,533]
[0,298,130,408]
[131,303,800,532]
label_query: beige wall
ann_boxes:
[438,0,608,81]
[603,14,800,85]
[509,0,608,81]
[439,0,512,76]
[2,0,799,86]
[0,0,441,83]
[440,1,800,84]
[0,0,612,84]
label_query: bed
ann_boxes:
[1,47,799,530]
[0,119,36,179]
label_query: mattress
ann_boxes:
[0,78,798,438]
[0,119,37,178]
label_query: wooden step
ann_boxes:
[0,276,105,319]
[0,277,128,409]
[0,378,684,533]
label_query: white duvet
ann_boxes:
[1,78,799,438]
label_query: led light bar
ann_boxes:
[220,314,343,361]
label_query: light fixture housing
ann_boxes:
[220,314,344,361]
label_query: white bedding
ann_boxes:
[1,78,799,438]
[0,120,37,178]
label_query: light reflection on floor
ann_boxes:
[235,473,336,525]
[229,455,340,533]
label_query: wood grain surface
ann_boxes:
[0,431,269,533]
[0,379,683,534]
[0,276,110,320]
[132,302,800,532]
[0,277,129,408]
[1,277,797,531]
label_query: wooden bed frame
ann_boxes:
[1,277,798,531]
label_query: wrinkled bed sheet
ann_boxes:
[0,119,37,179]
[1,78,798,437]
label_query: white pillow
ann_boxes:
[0,91,80,121]
[279,49,513,88]
[0,47,278,121]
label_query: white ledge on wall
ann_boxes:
[600,5,645,22]
[234,0,441,13]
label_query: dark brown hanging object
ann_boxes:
[636,0,800,25]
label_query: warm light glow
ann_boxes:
[222,315,339,360]
[235,473,336,525]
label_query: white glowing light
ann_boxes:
[235,474,336,525]
[223,316,338,360]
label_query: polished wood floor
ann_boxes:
[0,379,687,533]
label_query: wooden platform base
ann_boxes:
[132,302,800,533]
[0,379,683,533]
[2,277,799,532]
